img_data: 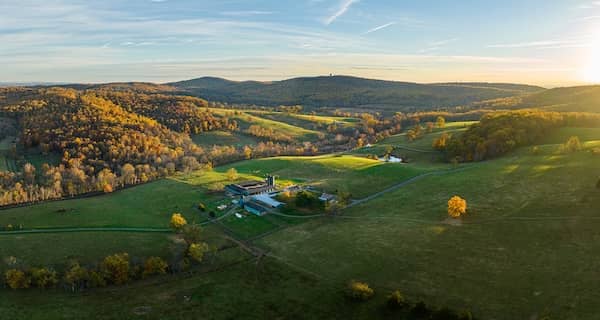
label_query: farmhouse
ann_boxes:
[225,175,276,196]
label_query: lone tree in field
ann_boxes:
[448,196,467,218]
[436,116,446,128]
[346,280,374,301]
[387,290,407,309]
[226,168,238,181]
[562,136,582,153]
[170,213,187,230]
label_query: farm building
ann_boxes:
[243,201,268,216]
[253,194,284,208]
[319,193,337,203]
[225,175,276,196]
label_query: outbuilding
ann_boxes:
[244,201,268,216]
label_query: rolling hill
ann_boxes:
[471,85,600,112]
[169,76,544,111]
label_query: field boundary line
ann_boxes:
[0,227,171,235]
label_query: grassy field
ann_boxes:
[209,109,323,141]
[0,232,174,268]
[1,125,599,319]
[216,154,433,198]
[0,179,215,230]
[22,151,62,170]
[0,135,16,171]
[255,128,600,319]
[246,111,359,130]
[0,256,385,320]
[351,121,475,165]
[192,130,258,147]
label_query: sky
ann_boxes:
[1,0,600,87]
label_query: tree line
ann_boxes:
[443,110,600,161]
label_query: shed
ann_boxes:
[244,201,267,216]
[253,194,284,208]
[319,193,337,203]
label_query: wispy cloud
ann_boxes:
[324,0,358,25]
[418,38,458,54]
[487,39,589,49]
[221,11,274,17]
[363,22,396,35]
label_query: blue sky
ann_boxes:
[1,0,600,86]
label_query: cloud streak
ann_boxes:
[363,22,396,35]
[324,0,358,25]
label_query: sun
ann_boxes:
[582,32,600,83]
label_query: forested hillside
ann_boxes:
[169,76,544,111]
[0,86,410,206]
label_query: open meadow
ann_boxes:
[1,125,599,319]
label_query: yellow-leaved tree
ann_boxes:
[226,168,238,181]
[143,257,168,278]
[188,242,210,263]
[448,196,467,218]
[170,213,187,230]
[5,269,30,289]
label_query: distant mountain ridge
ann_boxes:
[168,75,544,111]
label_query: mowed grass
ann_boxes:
[540,126,600,145]
[22,151,61,170]
[257,133,600,319]
[216,154,432,198]
[0,232,174,270]
[192,130,258,147]
[0,135,16,171]
[0,179,214,230]
[209,108,322,141]
[246,110,359,130]
[380,121,475,149]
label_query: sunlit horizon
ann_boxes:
[2,0,600,87]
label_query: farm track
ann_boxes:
[347,165,475,208]
[394,144,438,153]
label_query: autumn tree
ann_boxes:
[5,269,30,289]
[188,242,210,263]
[30,267,58,289]
[346,280,374,301]
[432,132,450,150]
[243,145,252,159]
[448,196,467,218]
[143,257,168,278]
[170,213,187,230]
[387,290,407,309]
[425,122,434,133]
[562,136,582,153]
[436,116,446,128]
[226,168,238,181]
[182,224,203,245]
[64,262,89,292]
[100,253,130,285]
